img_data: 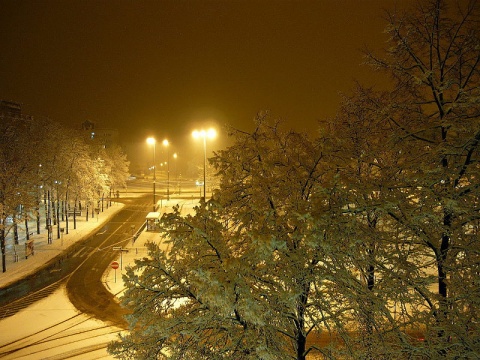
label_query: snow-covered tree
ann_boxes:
[110,1,479,358]
[0,114,130,271]
[0,114,42,272]
[110,117,349,359]
[100,144,130,198]
[362,0,480,356]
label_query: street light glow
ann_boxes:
[146,137,156,145]
[192,128,216,139]
[207,128,216,139]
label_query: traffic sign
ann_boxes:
[111,261,119,269]
[113,247,129,252]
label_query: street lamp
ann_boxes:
[146,137,156,211]
[163,139,170,200]
[192,128,216,199]
[173,152,178,195]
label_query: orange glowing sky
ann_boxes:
[1,0,415,149]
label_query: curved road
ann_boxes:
[0,193,151,328]
[66,194,152,327]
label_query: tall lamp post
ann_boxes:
[192,128,216,199]
[173,152,178,194]
[146,137,156,211]
[163,139,170,200]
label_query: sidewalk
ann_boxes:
[0,201,125,289]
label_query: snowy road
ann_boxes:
[0,189,200,359]
[0,195,152,359]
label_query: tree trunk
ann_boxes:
[65,196,69,235]
[25,217,30,240]
[52,201,56,226]
[13,221,19,245]
[56,199,60,239]
[295,283,309,360]
[36,205,40,234]
[1,227,6,273]
[43,189,48,229]
[436,208,452,343]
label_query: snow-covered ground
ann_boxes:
[0,286,118,359]
[0,194,199,359]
